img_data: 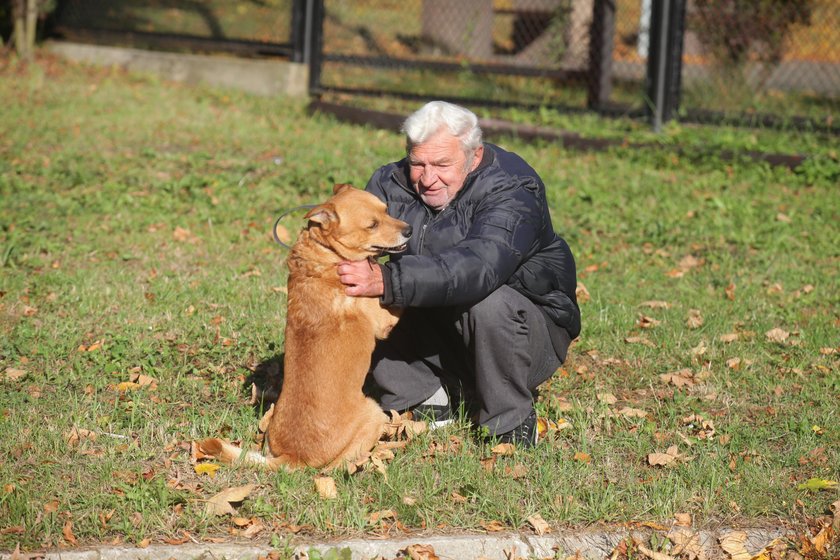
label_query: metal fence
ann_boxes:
[47,0,302,60]
[312,0,624,112]
[41,0,840,132]
[311,0,839,131]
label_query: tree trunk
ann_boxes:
[12,0,37,59]
[26,0,38,54]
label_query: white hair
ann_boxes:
[401,101,483,155]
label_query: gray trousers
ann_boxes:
[369,285,568,435]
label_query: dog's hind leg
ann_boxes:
[327,399,388,470]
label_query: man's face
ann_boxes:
[408,130,482,210]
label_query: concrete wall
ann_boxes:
[45,41,309,98]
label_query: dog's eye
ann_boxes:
[367,220,379,230]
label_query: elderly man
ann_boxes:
[337,101,580,447]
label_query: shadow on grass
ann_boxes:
[244,353,284,418]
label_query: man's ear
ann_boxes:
[333,183,354,195]
[305,203,338,229]
[469,145,484,172]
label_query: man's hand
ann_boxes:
[337,259,385,297]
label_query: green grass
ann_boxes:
[0,53,838,555]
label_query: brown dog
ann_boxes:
[200,184,411,469]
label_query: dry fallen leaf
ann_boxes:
[765,328,789,344]
[384,409,427,440]
[480,456,497,472]
[43,500,60,513]
[636,541,676,560]
[725,358,742,370]
[637,314,661,329]
[3,368,26,381]
[668,526,704,560]
[62,520,78,546]
[725,282,736,301]
[674,513,692,527]
[573,451,591,463]
[719,333,740,343]
[173,226,197,243]
[597,393,618,405]
[719,531,751,560]
[576,282,591,304]
[129,373,158,389]
[537,416,571,439]
[367,509,396,524]
[162,530,191,545]
[504,463,529,479]
[205,484,255,516]
[404,543,441,560]
[314,476,337,500]
[491,443,516,456]
[450,491,468,503]
[527,513,551,536]
[194,463,221,478]
[809,522,834,554]
[66,427,97,447]
[690,341,707,357]
[648,445,682,467]
[625,336,656,347]
[679,255,703,270]
[660,369,695,388]
[115,381,142,393]
[617,407,648,419]
[242,521,265,539]
[480,520,506,532]
[686,309,704,329]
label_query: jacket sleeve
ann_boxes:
[384,175,545,308]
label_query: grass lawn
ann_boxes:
[0,52,838,557]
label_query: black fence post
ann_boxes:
[645,0,686,131]
[290,0,307,63]
[308,0,325,95]
[587,0,616,111]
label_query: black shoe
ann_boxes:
[494,408,538,448]
[408,403,454,429]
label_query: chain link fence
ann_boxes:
[679,0,839,127]
[31,0,840,131]
[314,0,838,130]
[44,0,298,58]
[317,0,625,111]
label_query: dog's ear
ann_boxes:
[304,203,338,228]
[333,183,354,195]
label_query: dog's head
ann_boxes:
[304,184,412,261]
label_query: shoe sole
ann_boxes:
[428,418,455,430]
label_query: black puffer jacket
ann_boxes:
[366,143,581,341]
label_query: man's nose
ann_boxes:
[420,168,438,184]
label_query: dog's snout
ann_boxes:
[402,225,413,239]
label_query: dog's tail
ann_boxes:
[197,438,288,470]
